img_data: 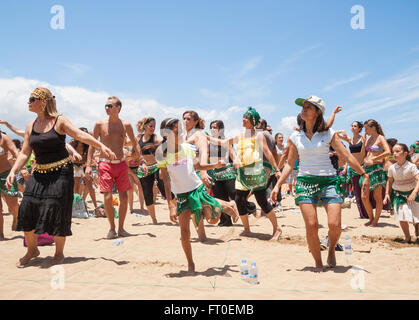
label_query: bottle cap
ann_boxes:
[242,259,247,263]
[251,262,256,266]
[345,236,349,240]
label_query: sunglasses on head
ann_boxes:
[29,97,40,103]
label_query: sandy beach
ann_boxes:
[1,192,418,300]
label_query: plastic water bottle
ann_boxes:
[240,259,249,281]
[344,237,352,255]
[249,262,258,285]
[112,239,124,246]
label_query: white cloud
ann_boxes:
[61,63,92,75]
[0,77,248,140]
[323,72,369,92]
[275,116,297,139]
[350,65,419,118]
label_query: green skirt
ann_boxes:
[0,169,19,197]
[359,164,387,191]
[236,161,273,192]
[137,163,159,179]
[207,163,236,182]
[295,175,345,204]
[176,184,222,225]
[391,189,419,212]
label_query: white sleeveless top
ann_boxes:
[289,128,336,176]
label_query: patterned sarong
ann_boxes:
[359,163,387,191]
[207,163,236,181]
[295,175,345,204]
[236,161,273,191]
[0,169,19,197]
[137,163,159,179]
[390,189,419,212]
[176,184,222,225]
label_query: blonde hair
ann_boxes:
[136,116,156,134]
[32,87,58,117]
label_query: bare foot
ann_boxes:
[364,220,373,226]
[270,228,282,241]
[239,230,252,237]
[52,254,65,265]
[187,263,196,275]
[117,230,133,237]
[198,235,208,243]
[314,262,324,273]
[0,234,5,241]
[403,237,412,244]
[371,221,379,227]
[17,249,40,268]
[152,219,158,225]
[327,252,336,268]
[106,230,118,239]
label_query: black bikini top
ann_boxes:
[139,134,157,155]
[349,139,363,153]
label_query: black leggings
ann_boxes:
[212,179,236,225]
[139,171,172,206]
[235,188,273,216]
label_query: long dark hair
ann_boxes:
[72,127,89,155]
[159,118,180,157]
[299,109,328,134]
[210,120,225,138]
[395,143,412,162]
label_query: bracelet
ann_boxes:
[361,172,368,177]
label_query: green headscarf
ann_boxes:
[243,106,260,127]
[410,144,419,153]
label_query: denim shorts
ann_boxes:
[297,184,344,205]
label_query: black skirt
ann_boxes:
[16,162,74,237]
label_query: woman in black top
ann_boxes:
[338,121,368,218]
[6,88,115,267]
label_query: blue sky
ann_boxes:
[0,0,418,143]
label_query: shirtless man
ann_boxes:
[85,97,147,239]
[0,131,20,240]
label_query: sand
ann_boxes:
[0,192,418,300]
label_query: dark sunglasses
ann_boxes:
[29,97,40,103]
[105,104,115,108]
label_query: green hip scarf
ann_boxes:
[137,163,159,179]
[176,184,222,225]
[359,163,387,191]
[237,161,273,191]
[391,189,419,212]
[207,163,237,182]
[295,175,345,204]
[0,169,19,197]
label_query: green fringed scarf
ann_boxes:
[207,163,237,181]
[137,163,159,179]
[176,184,222,225]
[237,161,273,191]
[359,163,387,191]
[391,189,419,212]
[295,175,345,204]
[0,169,19,197]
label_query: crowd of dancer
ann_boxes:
[0,88,418,273]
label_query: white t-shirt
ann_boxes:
[289,128,336,176]
[156,143,202,194]
[388,161,419,192]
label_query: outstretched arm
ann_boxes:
[326,106,342,129]
[0,120,25,137]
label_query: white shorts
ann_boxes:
[74,165,85,178]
